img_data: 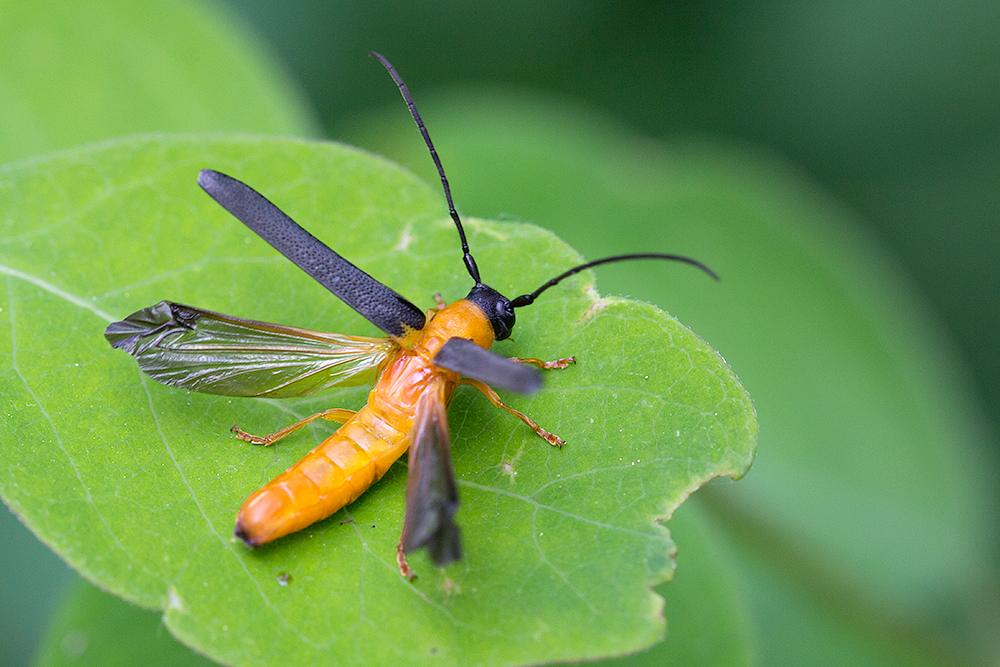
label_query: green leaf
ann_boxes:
[0,0,318,164]
[0,136,756,666]
[339,90,1000,665]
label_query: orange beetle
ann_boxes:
[105,53,716,577]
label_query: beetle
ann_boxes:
[104,52,717,577]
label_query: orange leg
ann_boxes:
[396,540,417,580]
[231,408,357,446]
[509,355,576,370]
[462,378,565,447]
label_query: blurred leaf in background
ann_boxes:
[33,578,218,667]
[0,0,319,164]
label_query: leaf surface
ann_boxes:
[0,136,756,666]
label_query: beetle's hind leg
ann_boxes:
[461,379,565,447]
[396,539,416,580]
[231,408,357,446]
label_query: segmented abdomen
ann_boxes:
[234,349,456,547]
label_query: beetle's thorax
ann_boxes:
[410,299,495,357]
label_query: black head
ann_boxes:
[465,283,516,340]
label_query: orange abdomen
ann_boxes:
[234,403,410,546]
[234,299,493,547]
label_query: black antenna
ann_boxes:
[510,253,719,308]
[370,52,481,284]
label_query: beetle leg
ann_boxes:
[461,378,565,447]
[509,355,576,370]
[397,539,416,580]
[231,408,357,446]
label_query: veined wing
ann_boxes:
[401,381,461,567]
[104,301,397,398]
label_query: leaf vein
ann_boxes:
[1,262,116,322]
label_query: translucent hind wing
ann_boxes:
[104,301,396,398]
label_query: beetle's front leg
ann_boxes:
[462,378,565,447]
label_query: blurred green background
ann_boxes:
[2,1,998,665]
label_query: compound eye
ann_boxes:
[494,300,516,340]
[500,300,513,319]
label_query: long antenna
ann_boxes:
[370,51,481,284]
[510,253,719,308]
